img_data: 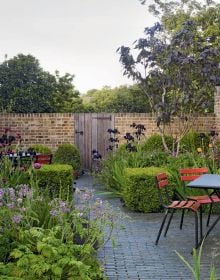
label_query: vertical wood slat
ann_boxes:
[74,113,114,170]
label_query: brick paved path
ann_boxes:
[75,174,220,280]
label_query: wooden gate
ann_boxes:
[74,113,114,170]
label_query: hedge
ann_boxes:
[35,164,73,197]
[53,144,81,171]
[123,167,173,213]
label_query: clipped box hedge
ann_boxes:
[35,164,73,196]
[123,167,173,213]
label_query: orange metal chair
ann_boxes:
[180,167,220,239]
[155,173,200,248]
[34,154,53,165]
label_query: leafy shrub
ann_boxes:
[97,143,171,193]
[29,144,52,154]
[35,164,73,197]
[141,134,173,152]
[97,146,151,192]
[0,226,105,280]
[123,167,173,213]
[0,157,30,187]
[53,144,81,171]
[180,131,209,153]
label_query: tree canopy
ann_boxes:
[82,85,151,113]
[118,0,220,155]
[0,54,82,113]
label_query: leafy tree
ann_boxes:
[118,4,220,155]
[82,85,151,112]
[0,54,82,113]
[53,71,84,113]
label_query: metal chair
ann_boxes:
[180,167,220,239]
[155,173,200,248]
[34,154,53,165]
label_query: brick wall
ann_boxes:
[0,113,74,150]
[114,113,216,143]
[0,113,217,150]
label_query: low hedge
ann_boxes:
[123,167,173,213]
[35,164,73,197]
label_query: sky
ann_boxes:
[0,0,155,94]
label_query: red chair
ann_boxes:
[180,167,220,238]
[34,154,53,165]
[155,173,200,248]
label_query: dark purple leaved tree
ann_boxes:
[118,19,220,156]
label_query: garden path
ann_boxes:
[75,174,220,280]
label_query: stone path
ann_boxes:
[75,174,220,280]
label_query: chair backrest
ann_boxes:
[34,154,53,165]
[180,167,208,182]
[155,173,172,207]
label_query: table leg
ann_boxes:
[196,214,220,249]
[199,205,203,240]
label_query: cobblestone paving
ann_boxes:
[75,174,220,280]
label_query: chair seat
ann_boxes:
[169,200,200,211]
[187,195,220,204]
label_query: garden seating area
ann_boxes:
[1,127,220,279]
[76,174,220,280]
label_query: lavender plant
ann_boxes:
[0,173,120,279]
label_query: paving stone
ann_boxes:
[75,174,220,280]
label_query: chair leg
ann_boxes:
[155,209,169,245]
[164,208,175,237]
[207,203,213,227]
[194,212,199,249]
[180,209,185,230]
[199,205,203,240]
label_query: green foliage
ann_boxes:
[53,144,81,171]
[82,85,151,113]
[97,146,152,192]
[0,170,118,279]
[176,241,216,280]
[123,167,171,212]
[141,134,173,152]
[0,54,82,113]
[97,143,172,192]
[29,144,52,154]
[0,157,30,187]
[180,131,209,153]
[0,227,105,280]
[35,164,73,198]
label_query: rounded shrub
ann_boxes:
[29,144,52,154]
[53,144,81,171]
[141,134,173,152]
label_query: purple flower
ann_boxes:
[7,203,14,209]
[50,209,59,217]
[59,201,70,213]
[12,215,22,224]
[0,189,4,199]
[18,185,32,198]
[8,188,15,200]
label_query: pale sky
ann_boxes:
[0,0,155,93]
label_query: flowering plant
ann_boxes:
[0,169,122,279]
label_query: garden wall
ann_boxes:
[114,113,216,143]
[0,112,216,150]
[0,113,74,150]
